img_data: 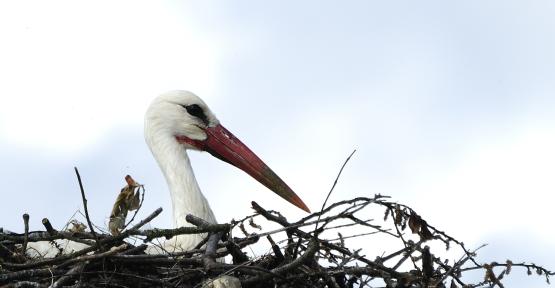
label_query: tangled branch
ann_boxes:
[0,163,552,287]
[1,193,552,287]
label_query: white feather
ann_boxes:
[27,91,220,256]
[144,90,218,252]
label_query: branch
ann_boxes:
[314,149,356,234]
[74,167,99,248]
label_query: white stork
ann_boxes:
[26,90,309,258]
[144,90,310,252]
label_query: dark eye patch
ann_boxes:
[182,104,208,125]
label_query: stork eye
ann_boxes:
[182,104,208,124]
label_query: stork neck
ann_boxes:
[149,138,216,227]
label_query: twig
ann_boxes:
[251,201,403,279]
[242,238,319,286]
[126,207,163,232]
[14,281,46,288]
[314,149,356,234]
[41,218,57,235]
[22,213,30,254]
[384,240,420,273]
[274,238,318,274]
[0,242,14,259]
[0,230,103,245]
[436,244,487,286]
[74,167,99,248]
[50,261,87,288]
[224,235,249,264]
[0,267,56,283]
[58,244,128,269]
[203,231,223,269]
[2,208,163,271]
[296,196,387,224]
[2,191,553,287]
[266,235,284,263]
[185,214,212,227]
[137,224,230,241]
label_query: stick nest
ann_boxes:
[0,174,553,288]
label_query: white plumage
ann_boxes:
[144,91,217,252]
[144,90,309,252]
[26,90,309,256]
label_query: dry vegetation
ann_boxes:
[1,162,552,287]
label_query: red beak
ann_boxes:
[176,124,310,213]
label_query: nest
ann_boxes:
[0,169,553,288]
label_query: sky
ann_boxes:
[1,1,554,286]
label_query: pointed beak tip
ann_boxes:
[202,124,311,213]
[291,196,311,213]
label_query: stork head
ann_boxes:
[145,90,310,213]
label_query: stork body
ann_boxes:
[144,92,216,251]
[26,91,308,256]
[145,133,215,250]
[144,91,309,252]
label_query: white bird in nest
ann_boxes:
[144,90,310,253]
[26,90,310,260]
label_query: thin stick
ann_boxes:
[314,149,356,234]
[22,213,30,254]
[41,218,57,235]
[242,239,319,285]
[203,231,223,268]
[1,208,163,271]
[74,167,99,247]
[50,261,88,288]
[436,244,487,287]
[139,223,230,241]
[251,201,402,279]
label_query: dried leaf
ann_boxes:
[484,265,494,283]
[67,220,87,233]
[408,211,421,234]
[238,222,249,237]
[401,214,408,231]
[384,207,391,221]
[394,205,403,225]
[406,211,434,241]
[419,221,434,241]
[506,260,512,275]
[537,267,543,275]
[527,267,532,275]
[248,218,262,230]
[338,232,345,248]
[109,175,142,235]
[108,216,125,236]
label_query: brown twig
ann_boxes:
[74,167,99,248]
[242,238,319,286]
[50,261,87,288]
[2,190,553,287]
[22,213,29,254]
[41,218,56,235]
[138,223,230,241]
[313,149,356,235]
[1,208,163,271]
[251,201,403,279]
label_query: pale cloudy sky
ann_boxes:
[1,1,554,286]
